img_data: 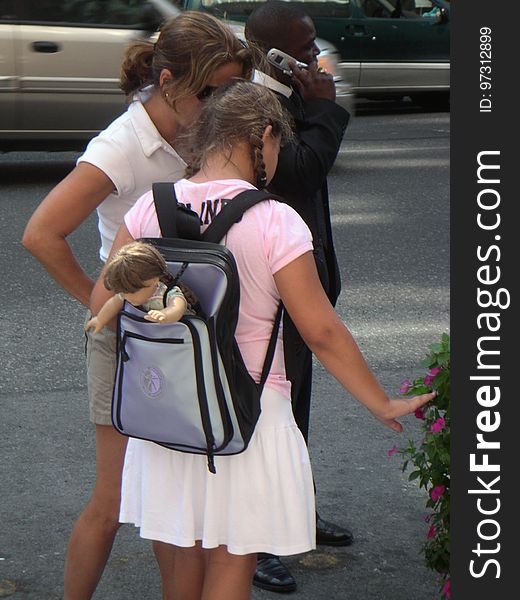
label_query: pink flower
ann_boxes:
[442,579,451,599]
[427,524,436,539]
[400,379,412,394]
[430,417,446,433]
[415,408,426,420]
[424,367,442,387]
[387,445,398,457]
[424,374,434,386]
[430,485,445,502]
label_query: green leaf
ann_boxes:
[412,385,431,395]
[409,470,421,481]
[436,352,450,365]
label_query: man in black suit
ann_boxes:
[246,1,353,593]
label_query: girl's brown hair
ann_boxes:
[120,11,254,108]
[185,80,294,180]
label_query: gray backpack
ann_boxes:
[112,183,283,473]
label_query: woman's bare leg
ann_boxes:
[202,547,256,600]
[63,425,127,600]
[171,543,206,600]
[160,541,255,600]
[152,541,177,600]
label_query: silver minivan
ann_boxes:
[0,0,179,148]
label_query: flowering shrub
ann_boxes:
[391,334,451,597]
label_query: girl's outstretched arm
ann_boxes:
[274,251,435,432]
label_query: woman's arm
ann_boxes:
[22,162,115,307]
[89,224,135,328]
[274,252,435,432]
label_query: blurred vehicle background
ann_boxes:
[0,0,179,149]
[0,0,449,150]
[185,0,450,106]
[0,0,346,149]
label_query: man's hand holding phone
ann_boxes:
[288,58,336,102]
[266,47,336,102]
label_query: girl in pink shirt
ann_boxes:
[90,81,434,600]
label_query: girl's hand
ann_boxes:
[374,392,437,433]
[145,310,166,322]
[375,392,437,433]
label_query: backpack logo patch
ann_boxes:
[140,366,164,399]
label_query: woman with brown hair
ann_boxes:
[90,80,434,600]
[22,12,253,600]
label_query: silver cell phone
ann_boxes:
[266,48,308,73]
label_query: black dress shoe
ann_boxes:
[253,554,296,593]
[316,515,354,546]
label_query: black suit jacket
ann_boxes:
[268,91,349,395]
[268,92,349,306]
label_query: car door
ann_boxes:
[15,0,165,136]
[348,0,449,93]
[0,0,17,131]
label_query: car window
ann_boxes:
[0,0,16,21]
[359,0,444,19]
[21,0,161,27]
[200,0,353,19]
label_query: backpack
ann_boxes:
[111,183,284,473]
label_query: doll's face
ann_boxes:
[122,277,160,306]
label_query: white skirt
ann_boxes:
[119,386,316,556]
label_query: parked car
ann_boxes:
[0,0,177,149]
[0,0,346,150]
[183,0,450,104]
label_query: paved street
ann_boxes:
[0,99,449,599]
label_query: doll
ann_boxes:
[85,241,197,335]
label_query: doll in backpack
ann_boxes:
[85,240,198,335]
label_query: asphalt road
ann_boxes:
[0,99,449,599]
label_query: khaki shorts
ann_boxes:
[85,318,117,426]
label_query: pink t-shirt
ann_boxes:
[124,179,313,397]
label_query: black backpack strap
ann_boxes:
[258,302,284,391]
[152,182,201,240]
[203,189,285,386]
[203,189,284,243]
